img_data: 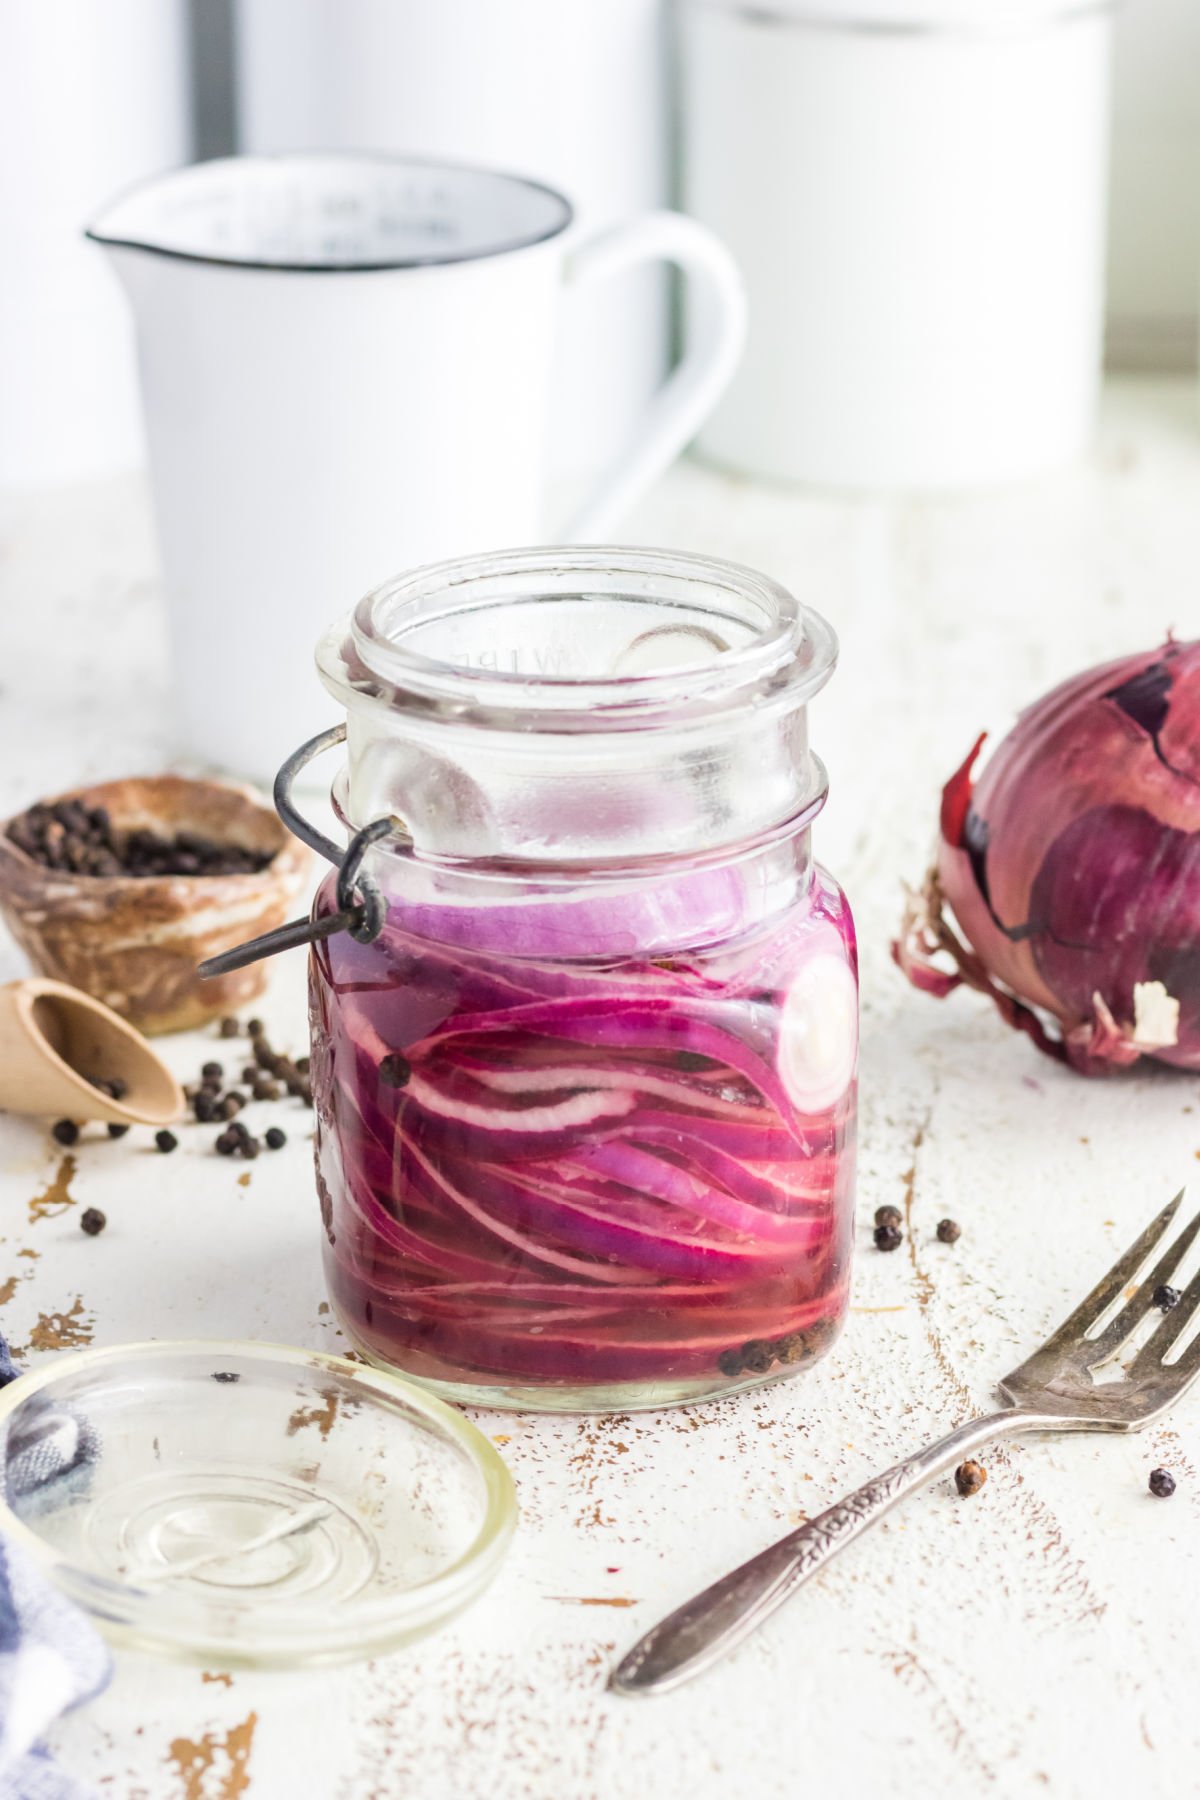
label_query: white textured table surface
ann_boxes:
[3,378,1200,1800]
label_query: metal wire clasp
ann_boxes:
[196,725,408,981]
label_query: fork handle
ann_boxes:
[611,1407,1052,1696]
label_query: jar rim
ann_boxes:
[317,546,838,735]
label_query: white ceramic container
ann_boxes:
[87,154,744,782]
[233,0,669,500]
[680,0,1114,490]
[0,0,188,486]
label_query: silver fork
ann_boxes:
[612,1190,1200,1697]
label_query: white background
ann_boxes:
[189,0,1200,367]
[1108,0,1200,368]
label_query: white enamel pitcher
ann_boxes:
[88,154,745,780]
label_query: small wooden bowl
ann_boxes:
[0,776,308,1035]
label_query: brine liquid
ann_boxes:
[309,867,857,1410]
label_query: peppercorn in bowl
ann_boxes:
[0,776,307,1033]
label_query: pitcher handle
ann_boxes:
[561,213,745,541]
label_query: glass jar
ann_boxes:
[307,547,857,1412]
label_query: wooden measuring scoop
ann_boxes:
[0,978,183,1125]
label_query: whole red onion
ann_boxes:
[894,637,1200,1075]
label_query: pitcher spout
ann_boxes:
[85,162,194,263]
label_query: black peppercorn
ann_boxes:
[215,1130,238,1156]
[805,1317,838,1358]
[717,1348,743,1379]
[740,1339,774,1375]
[954,1460,987,1497]
[265,1127,286,1150]
[1153,1284,1180,1312]
[239,1136,260,1160]
[252,1078,281,1102]
[379,1053,411,1089]
[155,1129,178,1154]
[201,1061,223,1081]
[874,1222,903,1252]
[1149,1467,1177,1498]
[80,1206,106,1236]
[107,1122,129,1139]
[51,1119,79,1147]
[936,1218,962,1244]
[218,1016,241,1039]
[874,1204,903,1229]
[108,1077,127,1101]
[247,1018,264,1038]
[5,799,273,879]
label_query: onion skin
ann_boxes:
[895,638,1200,1074]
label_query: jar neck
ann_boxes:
[357,808,819,962]
[319,548,837,865]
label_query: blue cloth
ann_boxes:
[0,1338,109,1800]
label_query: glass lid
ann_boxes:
[0,1340,516,1668]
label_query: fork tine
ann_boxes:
[1086,1199,1200,1363]
[1035,1190,1184,1357]
[1159,1319,1200,1385]
[1131,1256,1200,1375]
[1144,1303,1200,1382]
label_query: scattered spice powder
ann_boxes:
[167,1712,258,1800]
[29,1296,93,1350]
[30,1156,76,1224]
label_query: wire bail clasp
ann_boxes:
[196,725,408,981]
